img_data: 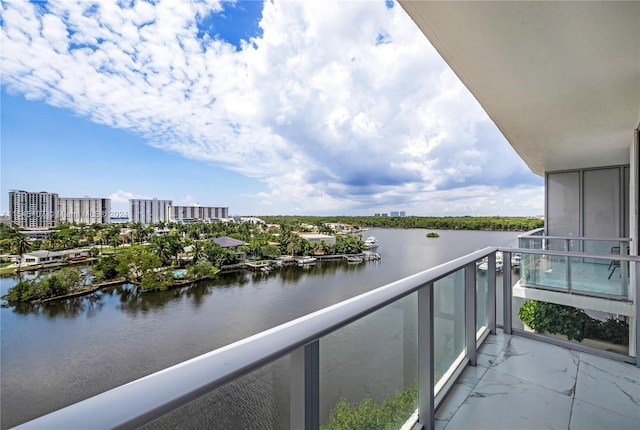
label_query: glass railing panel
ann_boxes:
[519,252,569,292]
[141,356,291,430]
[569,255,629,297]
[518,236,544,250]
[518,250,629,298]
[476,261,489,337]
[544,238,568,252]
[319,293,417,429]
[515,298,630,357]
[433,268,465,390]
[570,239,627,256]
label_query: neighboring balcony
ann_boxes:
[513,230,635,356]
[518,228,632,298]
[12,242,640,430]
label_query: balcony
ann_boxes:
[518,230,633,299]
[13,245,640,430]
[435,330,640,429]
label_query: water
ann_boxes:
[0,229,519,429]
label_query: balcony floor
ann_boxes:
[436,331,640,429]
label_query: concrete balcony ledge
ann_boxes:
[513,281,634,316]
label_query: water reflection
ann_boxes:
[10,293,105,319]
[4,262,364,319]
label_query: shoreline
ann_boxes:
[5,253,379,305]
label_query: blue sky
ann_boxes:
[1,0,543,217]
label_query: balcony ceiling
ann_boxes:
[399,1,640,175]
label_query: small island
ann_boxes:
[426,232,440,238]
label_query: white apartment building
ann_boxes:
[59,197,111,225]
[129,199,172,225]
[168,205,228,223]
[9,190,59,229]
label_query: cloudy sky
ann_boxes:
[1,0,543,217]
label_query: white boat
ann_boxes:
[511,253,521,268]
[477,257,504,272]
[345,256,363,263]
[297,256,317,265]
[363,236,378,249]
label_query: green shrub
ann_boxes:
[322,385,417,430]
[518,300,628,344]
[139,271,173,292]
[191,261,218,279]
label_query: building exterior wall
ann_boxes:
[168,205,228,222]
[9,190,59,229]
[59,198,111,224]
[129,199,172,225]
[546,166,629,242]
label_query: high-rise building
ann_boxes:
[129,199,172,224]
[9,190,59,229]
[168,205,228,223]
[59,197,111,224]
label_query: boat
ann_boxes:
[477,257,504,272]
[363,236,378,249]
[297,256,317,265]
[511,253,521,268]
[345,256,363,263]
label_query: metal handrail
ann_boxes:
[501,247,640,262]
[517,227,545,237]
[15,247,497,429]
[518,235,632,242]
[517,227,632,242]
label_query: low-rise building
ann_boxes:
[298,233,336,246]
[18,248,91,266]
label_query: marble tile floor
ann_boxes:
[436,331,640,429]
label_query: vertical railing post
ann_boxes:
[635,260,640,367]
[418,284,434,430]
[290,340,320,430]
[465,263,477,366]
[621,241,628,297]
[502,251,512,335]
[487,253,496,334]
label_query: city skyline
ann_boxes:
[1,0,544,217]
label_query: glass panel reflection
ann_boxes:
[319,294,417,429]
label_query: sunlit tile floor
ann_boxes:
[436,331,640,430]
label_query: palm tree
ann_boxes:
[191,241,204,264]
[11,234,30,275]
[150,236,172,266]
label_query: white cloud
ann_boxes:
[109,190,149,203]
[1,0,543,215]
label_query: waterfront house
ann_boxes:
[18,248,91,266]
[212,236,248,249]
[17,3,639,429]
[297,233,337,246]
[213,236,249,260]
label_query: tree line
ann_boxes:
[260,215,543,232]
